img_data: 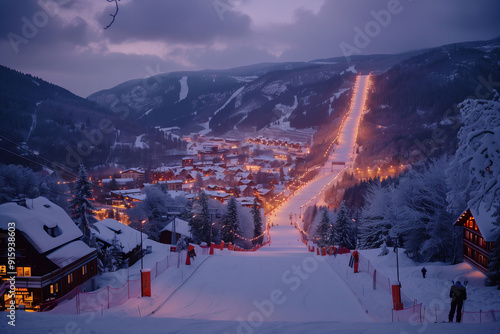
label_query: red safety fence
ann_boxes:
[392,302,500,323]
[357,253,392,295]
[392,303,422,323]
[41,249,186,313]
[42,236,271,314]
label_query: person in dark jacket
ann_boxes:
[448,281,467,322]
[421,267,427,278]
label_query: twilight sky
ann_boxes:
[1,0,499,97]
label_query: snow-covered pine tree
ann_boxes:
[394,158,453,262]
[487,204,500,287]
[69,164,98,246]
[315,208,331,247]
[127,186,172,241]
[251,199,263,245]
[446,94,500,214]
[220,196,241,244]
[110,233,125,270]
[195,172,204,191]
[180,199,193,221]
[359,181,394,249]
[189,191,212,244]
[334,201,354,249]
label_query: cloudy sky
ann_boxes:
[1,0,499,97]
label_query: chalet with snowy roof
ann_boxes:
[205,191,231,202]
[93,219,147,267]
[0,197,97,311]
[160,218,191,244]
[454,204,497,274]
[101,177,135,190]
[110,188,145,204]
[121,168,145,184]
[182,157,194,167]
[166,180,183,191]
[153,167,175,183]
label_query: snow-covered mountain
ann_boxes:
[1,37,499,170]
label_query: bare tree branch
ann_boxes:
[104,0,120,29]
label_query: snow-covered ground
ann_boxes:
[5,229,499,334]
[3,75,497,333]
[134,134,148,149]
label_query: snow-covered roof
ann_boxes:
[161,218,191,238]
[93,219,147,253]
[46,240,95,268]
[0,197,82,254]
[205,190,231,199]
[121,168,145,174]
[469,203,497,242]
[111,189,145,201]
[102,178,134,185]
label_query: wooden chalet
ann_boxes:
[0,197,97,311]
[93,219,147,267]
[454,204,497,274]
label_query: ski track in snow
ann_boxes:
[213,86,245,116]
[178,76,189,102]
[26,101,42,143]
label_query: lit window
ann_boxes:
[82,265,87,276]
[50,285,54,294]
[16,267,31,277]
[0,265,6,275]
[67,273,73,284]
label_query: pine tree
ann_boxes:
[316,208,331,247]
[221,197,241,244]
[446,95,500,213]
[359,181,394,249]
[180,199,193,223]
[110,233,125,270]
[487,204,500,286]
[335,201,354,249]
[69,164,98,246]
[190,192,212,244]
[195,172,204,191]
[251,199,263,245]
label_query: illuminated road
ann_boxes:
[270,75,370,227]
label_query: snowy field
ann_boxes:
[3,226,499,334]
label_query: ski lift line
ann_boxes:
[0,172,81,201]
[0,134,127,197]
[0,133,78,179]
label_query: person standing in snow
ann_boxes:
[421,267,427,278]
[448,281,467,322]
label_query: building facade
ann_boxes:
[454,207,496,274]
